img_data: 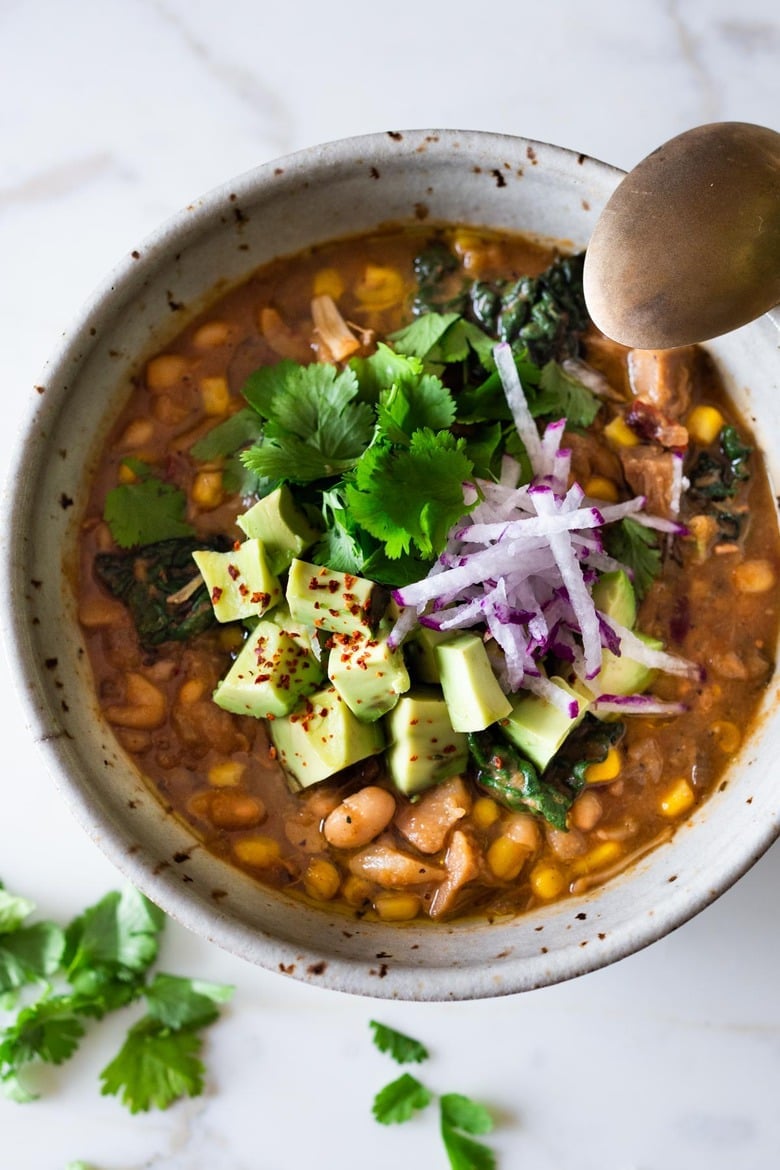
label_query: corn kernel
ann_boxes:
[659,778,696,819]
[603,415,640,448]
[571,840,623,877]
[200,375,230,416]
[193,319,231,348]
[313,267,345,300]
[233,835,280,868]
[373,892,421,922]
[192,470,223,509]
[354,265,404,310]
[686,404,725,446]
[208,760,245,787]
[178,679,205,705]
[342,875,373,907]
[117,460,139,485]
[584,746,622,785]
[733,558,776,594]
[218,625,247,653]
[472,796,500,829]
[529,862,566,900]
[487,836,528,881]
[711,721,741,754]
[584,475,620,502]
[304,858,341,902]
[146,353,188,391]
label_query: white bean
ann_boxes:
[323,786,396,849]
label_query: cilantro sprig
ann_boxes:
[103,460,194,548]
[0,881,232,1112]
[370,1021,498,1170]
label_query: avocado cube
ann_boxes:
[435,633,512,732]
[192,539,281,623]
[236,485,320,574]
[500,677,590,771]
[286,558,387,635]
[405,625,456,684]
[327,622,410,722]
[592,569,637,628]
[385,688,468,796]
[213,619,323,719]
[270,686,385,790]
[591,632,663,697]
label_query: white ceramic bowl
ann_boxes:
[3,129,779,1000]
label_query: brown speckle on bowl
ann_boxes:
[369,963,389,978]
[414,202,429,221]
[59,493,74,510]
[369,166,380,180]
[131,250,141,260]
[34,384,46,395]
[491,169,507,188]
[279,962,295,974]
[526,145,537,163]
[307,960,328,976]
[166,291,184,312]
[172,850,191,863]
[387,130,403,141]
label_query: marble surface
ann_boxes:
[2,1,780,1167]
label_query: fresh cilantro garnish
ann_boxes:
[533,360,601,427]
[189,407,264,461]
[369,1022,498,1168]
[389,312,463,359]
[390,312,495,371]
[104,461,193,549]
[240,360,374,483]
[346,430,474,559]
[372,1073,433,1125]
[0,883,232,1111]
[377,374,456,443]
[604,517,663,601]
[369,1019,430,1064]
[440,1093,496,1170]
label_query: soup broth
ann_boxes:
[77,225,780,924]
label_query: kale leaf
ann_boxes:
[94,535,231,648]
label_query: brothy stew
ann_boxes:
[77,226,780,924]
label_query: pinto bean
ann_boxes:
[323,786,396,849]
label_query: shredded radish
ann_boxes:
[389,343,696,706]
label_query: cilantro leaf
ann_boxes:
[63,888,165,995]
[0,993,87,1097]
[389,312,462,359]
[390,314,495,371]
[103,463,193,549]
[372,1073,433,1125]
[189,407,264,461]
[440,1094,496,1170]
[99,1016,205,1114]
[604,517,662,601]
[0,886,36,934]
[349,344,426,402]
[0,923,65,995]
[241,362,374,483]
[532,360,601,427]
[143,973,233,1030]
[377,374,456,444]
[369,1020,430,1065]
[346,430,474,559]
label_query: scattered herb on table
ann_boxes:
[0,880,232,1112]
[370,1021,498,1169]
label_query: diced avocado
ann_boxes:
[435,633,512,732]
[327,621,410,722]
[270,685,385,790]
[236,485,320,574]
[286,558,387,635]
[592,569,637,628]
[405,625,456,684]
[500,677,590,771]
[591,632,663,697]
[192,539,281,623]
[385,687,469,796]
[213,619,323,719]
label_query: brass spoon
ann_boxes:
[583,122,780,349]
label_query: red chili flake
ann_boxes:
[344,574,357,589]
[268,746,278,760]
[211,586,223,603]
[255,674,271,683]
[278,674,291,690]
[327,579,340,593]
[238,583,250,597]
[251,591,270,606]
[319,708,328,717]
[227,563,240,580]
[410,718,419,726]
[442,744,457,754]
[409,754,419,762]
[233,540,242,551]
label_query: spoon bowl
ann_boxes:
[583,122,780,349]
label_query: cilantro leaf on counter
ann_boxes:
[369,1020,430,1065]
[0,883,231,1112]
[240,360,374,483]
[440,1092,497,1170]
[103,461,193,548]
[346,429,474,559]
[372,1073,433,1125]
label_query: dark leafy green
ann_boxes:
[604,518,662,601]
[688,424,752,502]
[467,731,573,830]
[94,536,230,649]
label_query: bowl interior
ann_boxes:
[4,128,780,999]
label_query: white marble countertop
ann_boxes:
[2,2,780,1167]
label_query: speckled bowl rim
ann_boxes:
[2,128,779,1000]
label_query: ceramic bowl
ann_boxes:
[3,129,779,1000]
